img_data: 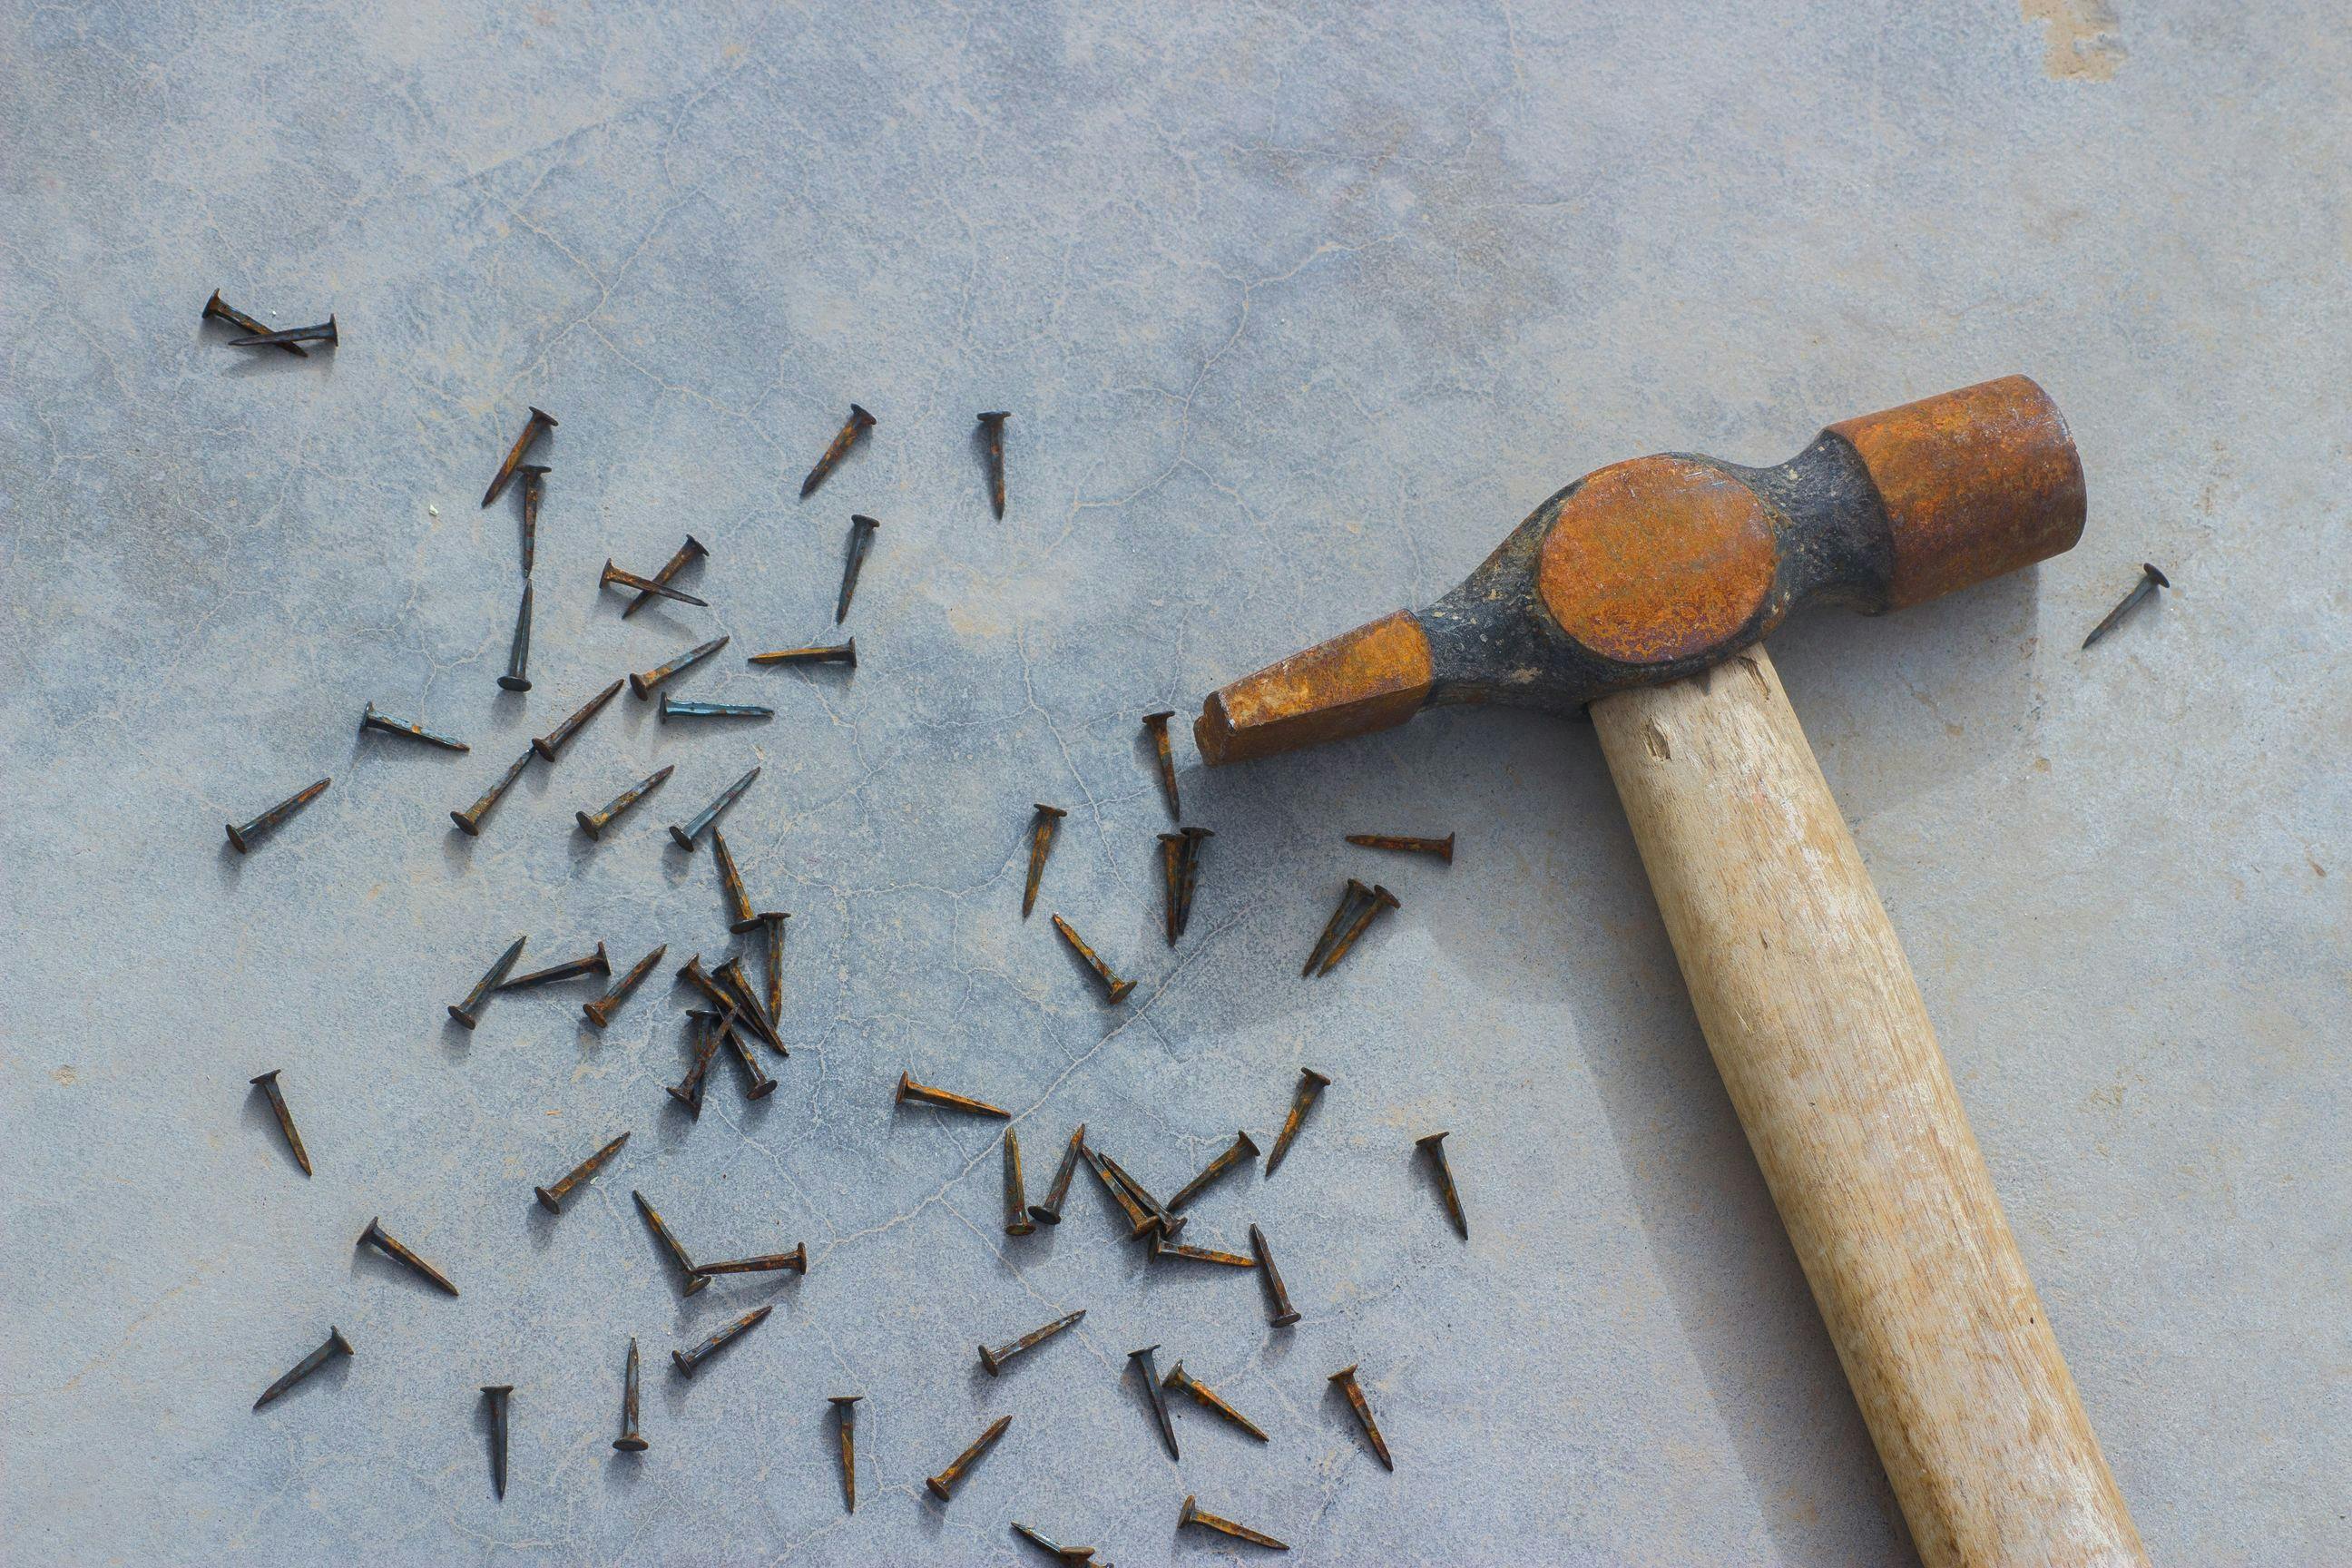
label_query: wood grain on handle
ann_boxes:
[1591,645,2143,1568]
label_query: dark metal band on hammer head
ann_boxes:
[1195,377,2085,765]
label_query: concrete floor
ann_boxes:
[2,2,2345,1563]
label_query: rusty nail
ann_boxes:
[498,940,611,990]
[360,701,468,751]
[585,944,666,1029]
[248,1070,311,1176]
[1164,1360,1269,1441]
[359,1217,459,1297]
[630,635,730,701]
[1166,1130,1259,1212]
[715,1014,778,1099]
[1050,914,1135,1004]
[926,1413,1011,1500]
[612,1338,650,1452]
[710,957,786,1053]
[203,289,307,356]
[531,677,625,760]
[660,693,773,722]
[1181,1494,1287,1551]
[690,1242,806,1278]
[830,1396,860,1511]
[2082,562,2171,650]
[1328,1364,1393,1469]
[1129,1345,1179,1460]
[482,407,556,509]
[754,912,789,1025]
[515,465,547,574]
[450,749,537,836]
[671,1304,771,1377]
[1416,1131,1468,1240]
[534,1130,630,1213]
[1028,1122,1085,1225]
[1150,1237,1256,1268]
[1317,883,1398,976]
[711,829,761,933]
[228,314,337,348]
[799,403,876,499]
[668,766,760,849]
[575,763,675,839]
[976,412,1009,519]
[664,1012,723,1119]
[1011,1523,1098,1565]
[622,534,709,618]
[253,1325,353,1410]
[632,1189,710,1296]
[1158,833,1183,946]
[1176,826,1213,937]
[1083,1144,1156,1236]
[447,935,528,1027]
[1023,805,1067,919]
[601,558,710,608]
[1093,1150,1182,1241]
[226,777,329,853]
[896,1070,1010,1120]
[1250,1223,1302,1326]
[836,514,879,624]
[1302,880,1368,976]
[1141,710,1179,819]
[1002,1127,1035,1236]
[746,639,857,667]
[1345,831,1454,862]
[979,1308,1084,1376]
[480,1385,513,1498]
[1264,1069,1331,1177]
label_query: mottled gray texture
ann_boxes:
[0,2,2344,1563]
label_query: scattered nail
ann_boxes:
[1318,884,1398,976]
[673,956,745,1034]
[1023,805,1067,919]
[480,1384,513,1498]
[229,314,337,348]
[926,1413,1011,1500]
[630,635,730,701]
[753,911,790,1026]
[1028,1123,1085,1225]
[1176,826,1213,937]
[515,465,547,574]
[202,289,307,357]
[715,1015,778,1099]
[1328,1364,1393,1469]
[1164,1360,1269,1441]
[622,535,710,618]
[2082,562,2171,650]
[534,1131,630,1212]
[1083,1144,1155,1237]
[830,1396,861,1512]
[1166,1130,1259,1211]
[671,1304,771,1377]
[710,829,762,933]
[976,412,1009,519]
[1416,1131,1468,1239]
[1250,1223,1302,1326]
[836,514,879,624]
[896,1070,1010,1119]
[1051,914,1135,1004]
[664,1012,723,1119]
[979,1308,1085,1376]
[482,407,556,509]
[1150,1237,1256,1267]
[575,764,675,839]
[498,941,611,990]
[1128,1346,1179,1459]
[668,766,760,849]
[660,693,773,722]
[248,1070,311,1176]
[583,944,666,1029]
[632,1189,710,1296]
[531,677,625,761]
[450,749,537,836]
[799,404,876,499]
[447,935,528,1028]
[1141,711,1179,819]
[1265,1070,1331,1177]
[359,1217,459,1297]
[601,558,710,608]
[1012,1522,1098,1566]
[360,702,468,751]
[1181,1494,1288,1551]
[254,1325,353,1410]
[746,639,856,667]
[690,1243,806,1278]
[226,777,329,853]
[1303,880,1369,976]
[710,957,786,1053]
[1002,1127,1036,1236]
[1346,832,1454,863]
[1157,833,1183,946]
[1094,1151,1183,1241]
[612,1338,650,1452]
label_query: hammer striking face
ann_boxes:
[1195,375,2084,764]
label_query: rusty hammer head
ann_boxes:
[1195,375,2084,765]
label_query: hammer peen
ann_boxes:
[1197,376,2145,1567]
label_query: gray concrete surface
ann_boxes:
[2,2,2345,1563]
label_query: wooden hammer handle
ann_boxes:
[1592,645,2143,1568]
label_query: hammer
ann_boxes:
[1196,377,2145,1566]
